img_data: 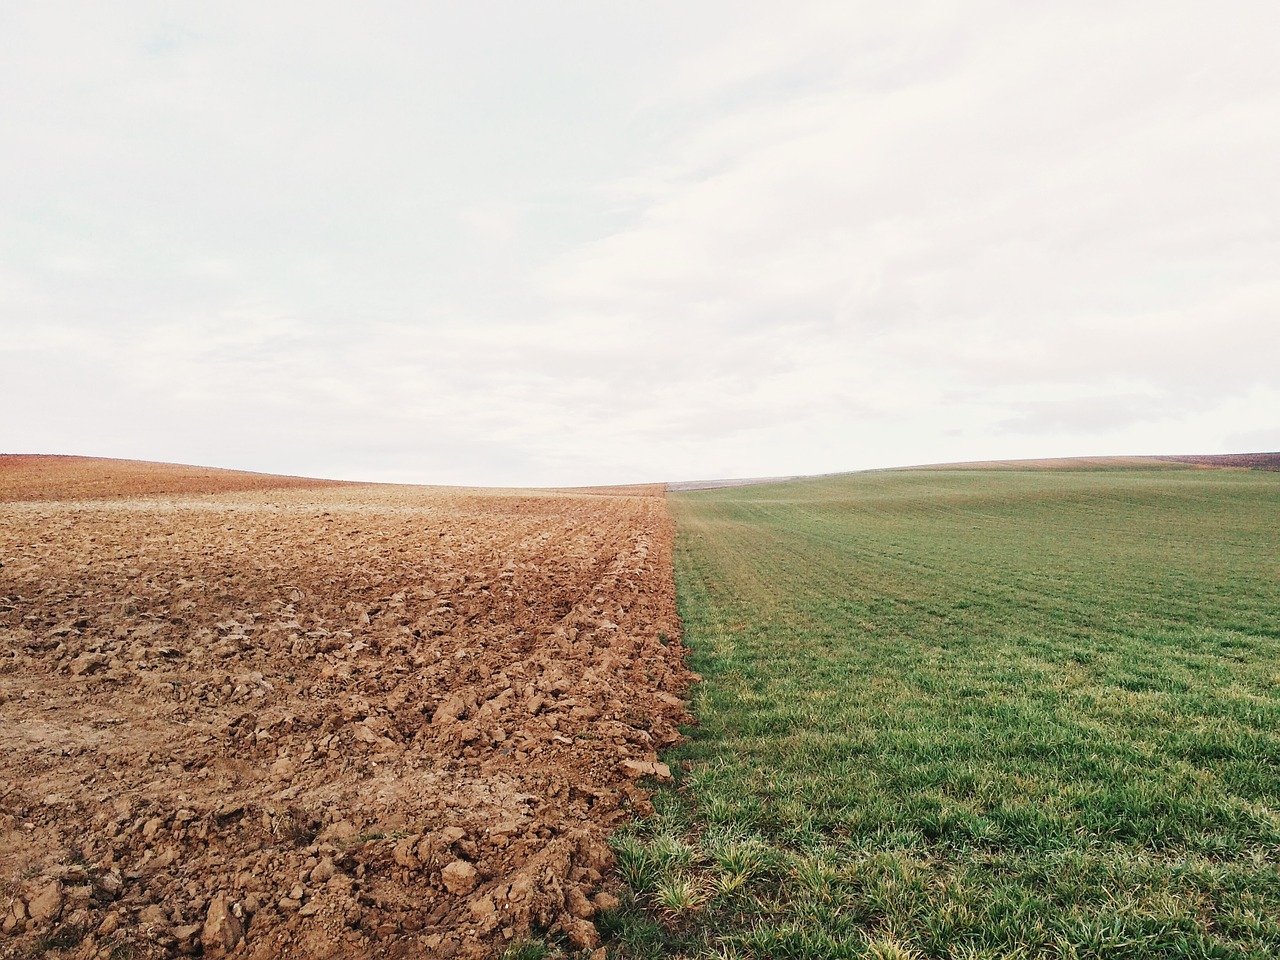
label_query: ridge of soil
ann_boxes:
[0,468,691,959]
[1156,452,1280,471]
[0,456,348,502]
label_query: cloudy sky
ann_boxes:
[3,2,1278,485]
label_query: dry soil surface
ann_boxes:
[0,457,348,503]
[0,459,691,959]
[1157,452,1280,471]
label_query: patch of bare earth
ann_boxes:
[0,461,691,959]
[1156,452,1280,471]
[0,456,348,502]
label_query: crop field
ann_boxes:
[0,458,691,959]
[610,468,1280,959]
[4,457,1279,960]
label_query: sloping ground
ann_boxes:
[664,453,1280,490]
[902,455,1180,471]
[903,452,1280,472]
[0,455,348,502]
[556,485,672,498]
[664,478,800,493]
[0,461,692,959]
[1158,452,1280,470]
[609,468,1280,958]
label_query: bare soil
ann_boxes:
[0,456,349,503]
[0,459,691,959]
[1157,452,1280,471]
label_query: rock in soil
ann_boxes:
[203,894,245,955]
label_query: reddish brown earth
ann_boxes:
[0,458,692,959]
[1157,452,1280,471]
[0,456,349,503]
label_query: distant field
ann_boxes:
[0,454,347,501]
[609,468,1280,959]
[902,453,1280,472]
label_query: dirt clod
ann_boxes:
[28,881,63,924]
[441,861,479,895]
[203,894,244,955]
[621,759,673,781]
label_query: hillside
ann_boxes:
[609,465,1280,958]
[904,452,1280,471]
[0,455,347,502]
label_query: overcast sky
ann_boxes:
[3,2,1278,486]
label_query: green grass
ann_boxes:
[609,468,1280,959]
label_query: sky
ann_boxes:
[3,2,1278,486]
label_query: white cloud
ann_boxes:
[2,2,1278,485]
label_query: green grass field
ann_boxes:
[604,468,1280,959]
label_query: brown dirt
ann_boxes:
[0,456,349,503]
[0,460,691,959]
[1156,452,1280,471]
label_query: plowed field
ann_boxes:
[0,456,349,502]
[0,459,691,959]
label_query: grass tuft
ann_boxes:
[654,873,705,915]
[499,940,555,960]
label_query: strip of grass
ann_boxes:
[605,468,1280,959]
